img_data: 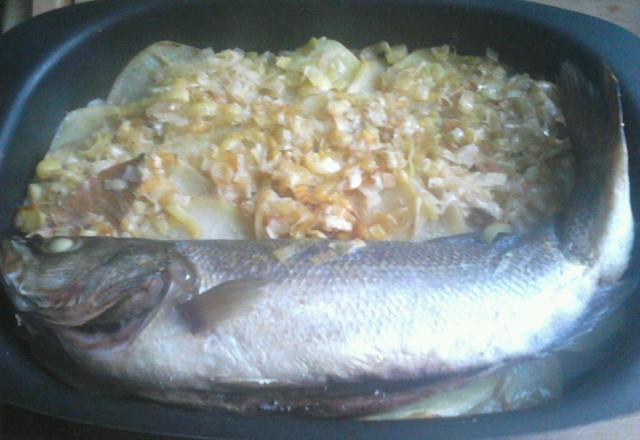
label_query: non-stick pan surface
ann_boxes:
[0,1,639,438]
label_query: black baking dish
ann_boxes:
[0,0,639,438]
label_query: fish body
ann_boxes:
[0,64,634,416]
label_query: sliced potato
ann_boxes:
[50,104,120,151]
[366,355,563,420]
[365,373,499,420]
[107,41,200,105]
[166,197,252,239]
[347,59,385,94]
[496,356,562,410]
[169,160,214,197]
[277,37,361,92]
[360,41,408,65]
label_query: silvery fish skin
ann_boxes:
[0,64,634,417]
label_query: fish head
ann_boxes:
[1,236,194,350]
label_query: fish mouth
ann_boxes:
[0,236,33,279]
[57,307,154,351]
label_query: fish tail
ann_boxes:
[558,62,633,276]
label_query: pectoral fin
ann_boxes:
[176,279,268,334]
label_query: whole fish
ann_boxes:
[0,64,634,417]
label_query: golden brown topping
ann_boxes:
[20,39,572,241]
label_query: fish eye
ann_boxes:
[45,237,81,254]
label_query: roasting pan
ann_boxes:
[0,0,639,438]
